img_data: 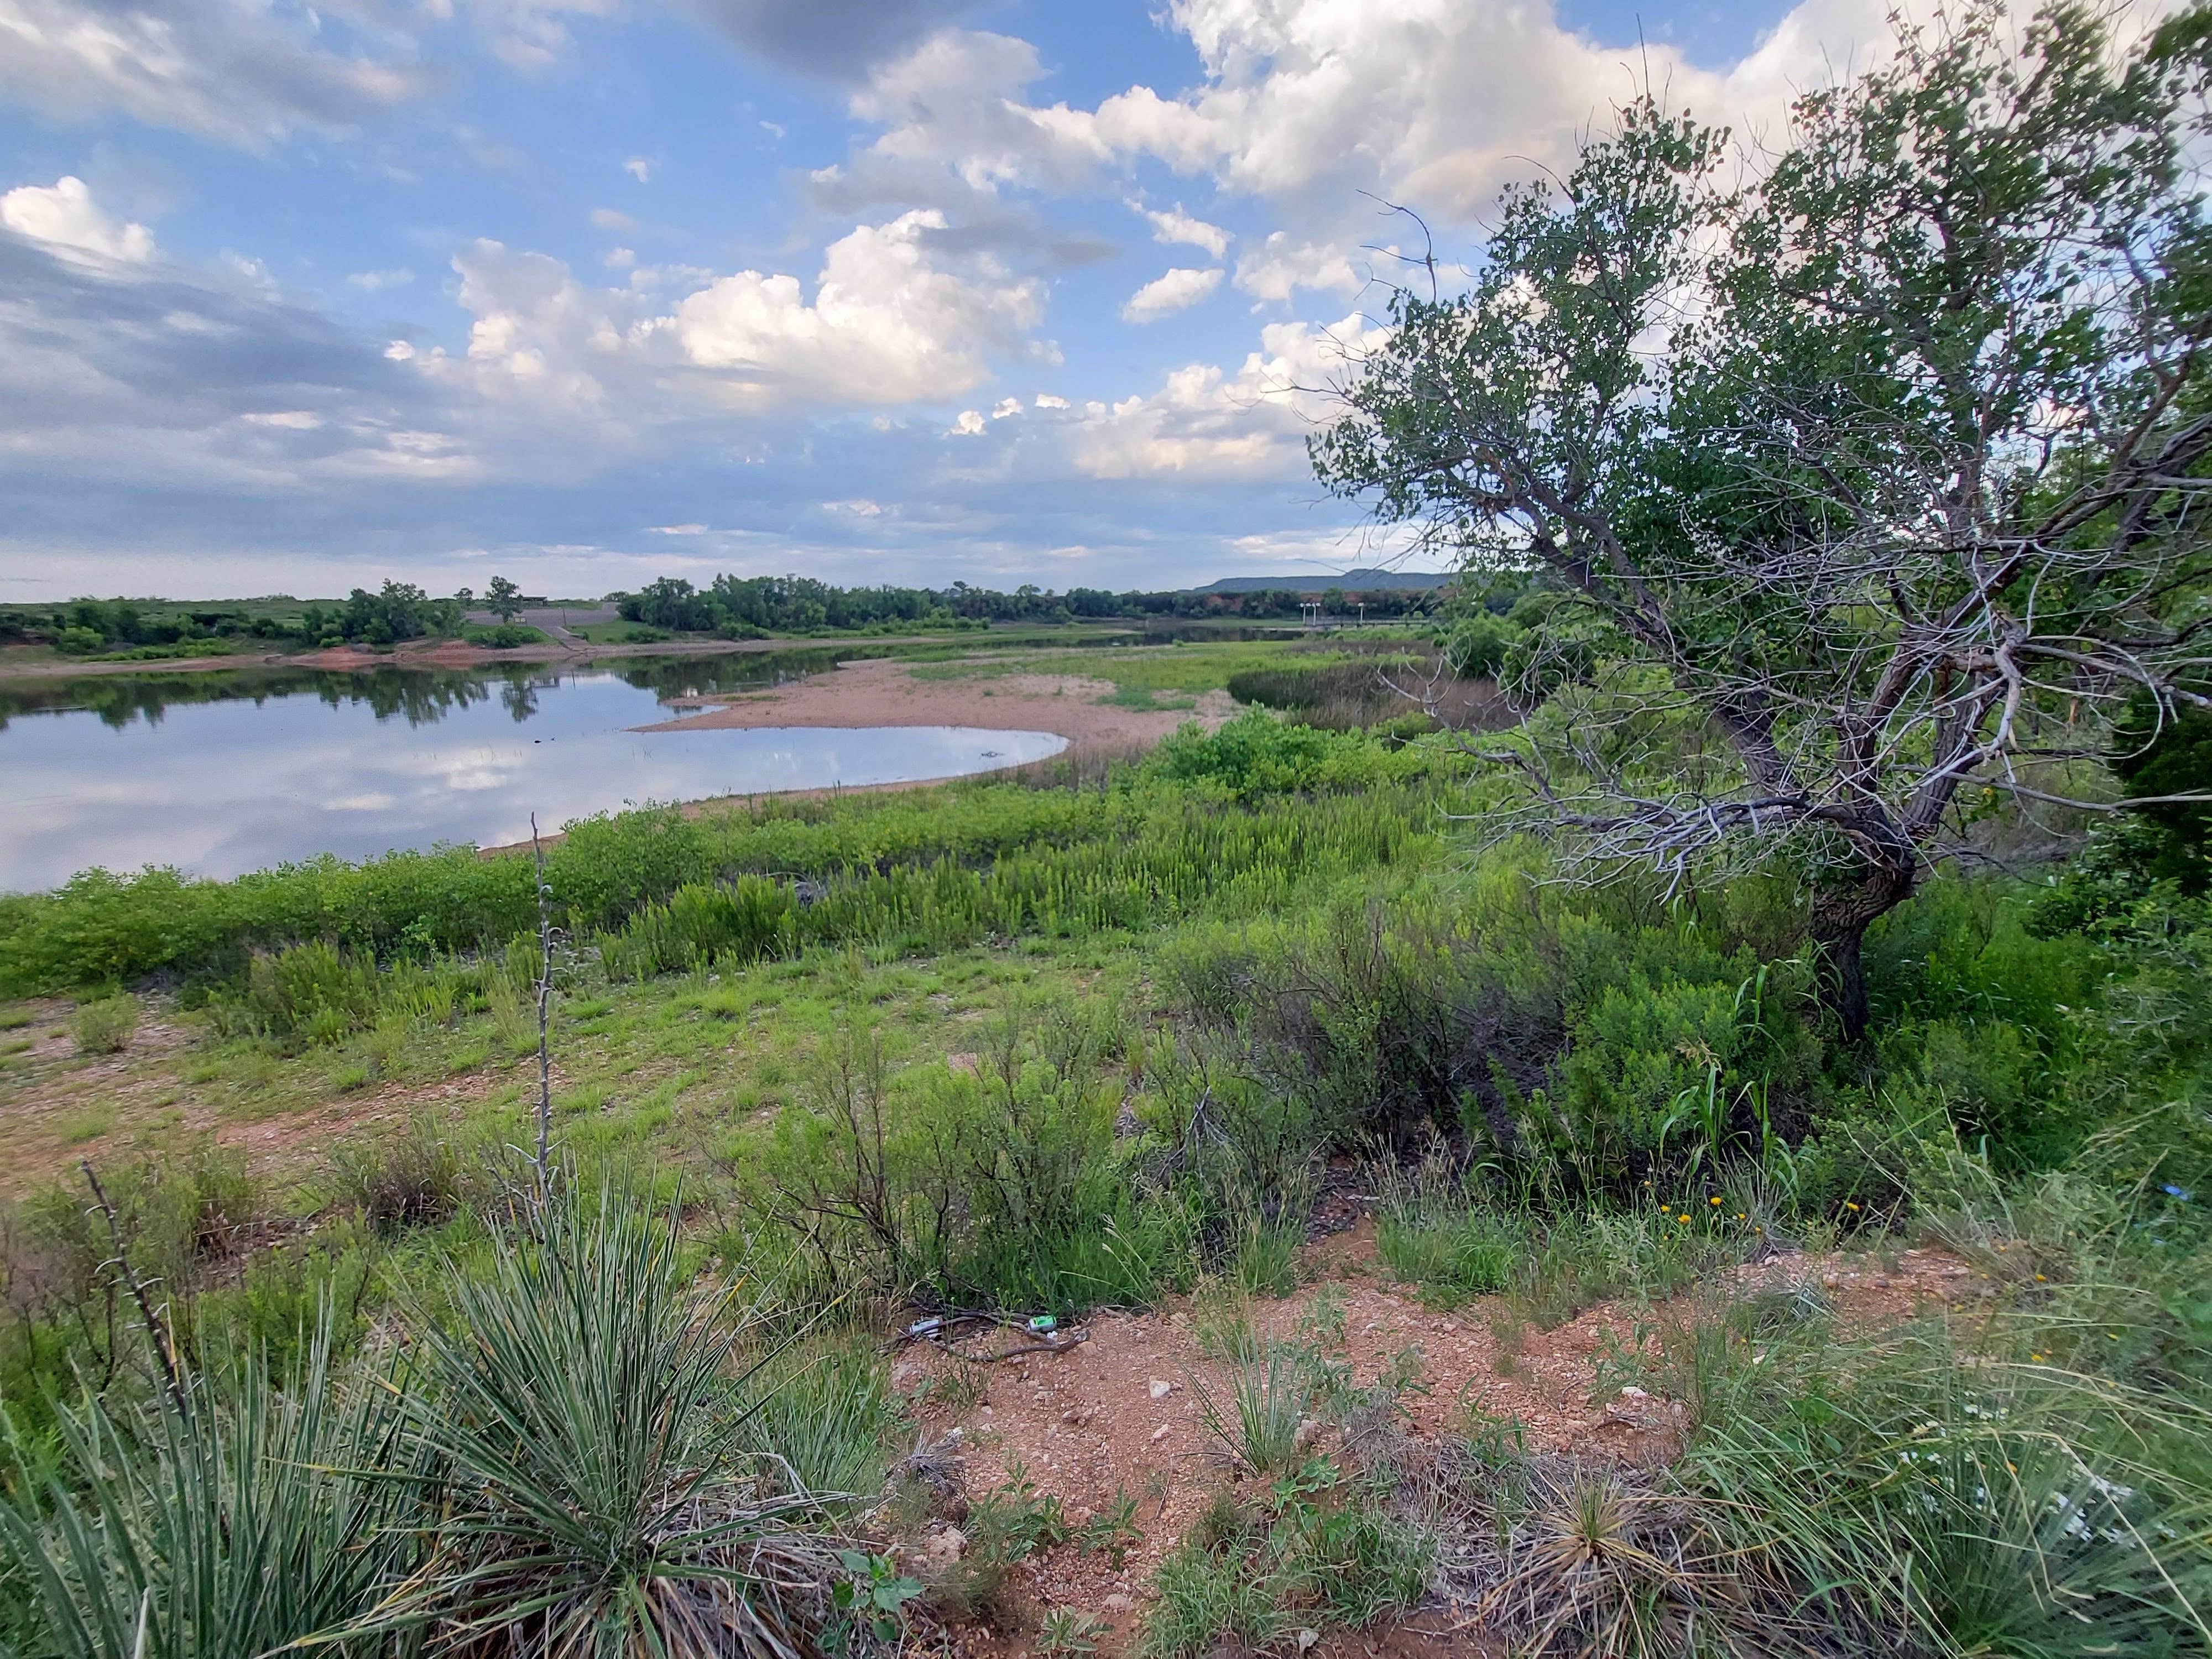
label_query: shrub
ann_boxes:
[328,1112,483,1234]
[462,623,545,648]
[749,1011,1178,1316]
[375,1182,841,1656]
[67,994,137,1055]
[1147,708,1417,799]
[602,876,797,980]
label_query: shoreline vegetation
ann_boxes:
[5,11,2211,1657]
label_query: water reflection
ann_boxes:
[0,659,1066,891]
[0,650,867,734]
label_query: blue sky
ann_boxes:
[0,0,1896,600]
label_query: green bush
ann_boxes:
[602,876,797,979]
[462,623,545,648]
[67,994,137,1055]
[748,1009,1194,1316]
[1147,708,1419,799]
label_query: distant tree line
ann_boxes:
[14,582,474,655]
[614,573,1454,634]
[2,571,1462,659]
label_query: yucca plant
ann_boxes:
[1190,1342,1316,1478]
[0,1313,411,1659]
[368,1182,839,1658]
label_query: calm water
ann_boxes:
[0,657,1065,891]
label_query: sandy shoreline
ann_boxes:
[468,659,1234,855]
[630,656,1234,761]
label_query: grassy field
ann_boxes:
[905,639,1359,710]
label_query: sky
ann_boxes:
[0,0,1923,601]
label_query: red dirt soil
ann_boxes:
[890,1222,1981,1656]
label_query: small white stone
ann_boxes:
[1619,1385,1648,1400]
[1149,1379,1173,1400]
[1150,1423,1171,1442]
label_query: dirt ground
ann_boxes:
[634,656,1237,763]
[891,1222,1981,1656]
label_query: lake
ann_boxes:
[0,656,1066,892]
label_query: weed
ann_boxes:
[823,1550,924,1655]
[1190,1275,1256,1360]
[1037,1608,1106,1654]
[1373,1149,1525,1301]
[327,1112,481,1234]
[1079,1488,1142,1569]
[924,1463,1070,1625]
[742,1335,906,1505]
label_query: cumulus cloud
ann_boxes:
[1234,233,1364,305]
[830,29,1107,200]
[623,155,654,182]
[833,0,1943,259]
[1134,201,1229,259]
[395,211,1044,421]
[671,211,1042,407]
[949,408,985,435]
[0,0,424,147]
[1122,265,1223,324]
[1,175,154,267]
[1071,312,1385,480]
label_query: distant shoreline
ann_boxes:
[0,631,982,682]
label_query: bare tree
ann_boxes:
[1312,2,2212,1036]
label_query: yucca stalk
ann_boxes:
[0,1312,410,1659]
[366,1182,834,1659]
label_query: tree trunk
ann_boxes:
[1816,920,1872,1044]
[1811,856,1918,1044]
